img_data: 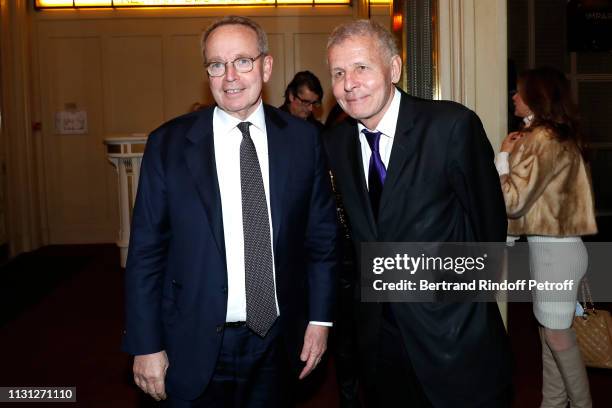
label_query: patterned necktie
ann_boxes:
[362,129,386,219]
[237,121,277,337]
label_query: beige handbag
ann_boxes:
[573,278,612,369]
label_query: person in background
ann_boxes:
[280,70,324,130]
[496,66,597,408]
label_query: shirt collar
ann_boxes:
[214,100,266,135]
[357,87,401,139]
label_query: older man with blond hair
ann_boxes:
[323,19,512,408]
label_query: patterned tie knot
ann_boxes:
[237,121,252,138]
[362,129,382,154]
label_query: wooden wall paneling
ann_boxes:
[263,32,286,108]
[104,34,165,134]
[164,33,210,118]
[37,28,57,243]
[281,27,296,106]
[370,4,391,27]
[40,34,118,242]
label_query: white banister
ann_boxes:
[104,134,147,268]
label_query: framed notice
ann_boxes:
[55,109,88,135]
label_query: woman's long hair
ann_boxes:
[518,67,585,153]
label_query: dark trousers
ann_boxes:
[366,310,512,408]
[333,275,362,408]
[165,322,292,408]
[365,309,433,408]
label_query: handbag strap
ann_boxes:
[580,276,596,314]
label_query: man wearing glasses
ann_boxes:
[122,15,337,407]
[280,71,324,131]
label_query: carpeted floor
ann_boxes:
[0,244,610,407]
[0,246,92,327]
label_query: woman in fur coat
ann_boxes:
[495,67,597,408]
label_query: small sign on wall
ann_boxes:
[55,103,88,135]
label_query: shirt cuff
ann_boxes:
[495,152,510,175]
[309,321,333,327]
[506,235,520,246]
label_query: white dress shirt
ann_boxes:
[213,101,330,327]
[357,88,401,188]
[213,102,279,323]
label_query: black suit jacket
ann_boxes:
[323,90,511,406]
[122,105,338,400]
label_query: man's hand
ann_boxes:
[299,324,329,380]
[133,350,169,401]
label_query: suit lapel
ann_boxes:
[341,121,378,239]
[183,108,226,258]
[379,93,417,214]
[264,105,289,253]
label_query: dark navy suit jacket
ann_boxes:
[122,104,337,400]
[323,90,511,407]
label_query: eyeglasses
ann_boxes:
[205,53,264,77]
[294,94,322,108]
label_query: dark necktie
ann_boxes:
[237,121,277,337]
[363,129,386,219]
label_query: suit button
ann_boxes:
[216,325,223,333]
[222,286,227,293]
